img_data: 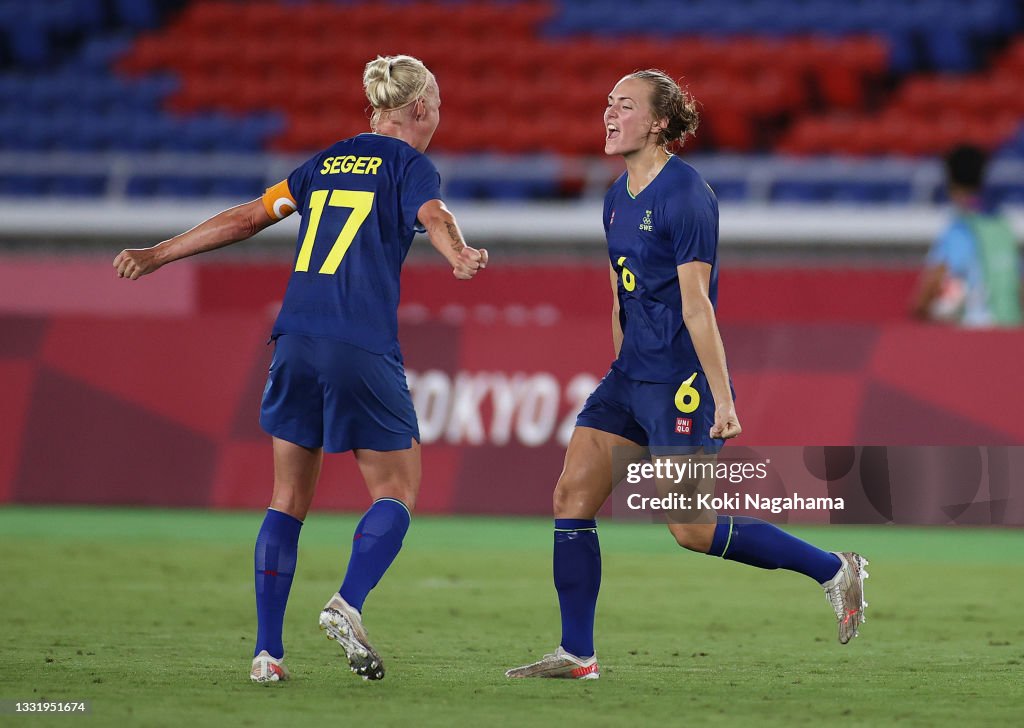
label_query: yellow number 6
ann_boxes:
[616,256,636,291]
[295,189,375,275]
[675,372,701,414]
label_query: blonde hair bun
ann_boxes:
[364,55,431,112]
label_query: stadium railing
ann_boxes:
[2,152,1023,247]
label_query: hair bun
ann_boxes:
[363,55,430,114]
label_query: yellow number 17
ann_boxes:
[295,189,375,274]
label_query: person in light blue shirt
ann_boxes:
[913,144,1022,327]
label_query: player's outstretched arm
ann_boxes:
[113,199,275,280]
[417,199,488,280]
[678,261,741,440]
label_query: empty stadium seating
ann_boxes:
[1,0,1023,202]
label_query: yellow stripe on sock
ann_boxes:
[720,516,735,558]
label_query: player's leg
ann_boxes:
[319,442,419,681]
[340,443,420,611]
[317,341,420,680]
[658,459,867,643]
[643,374,868,643]
[552,426,634,660]
[506,424,642,679]
[251,436,323,681]
[694,515,868,643]
[652,451,843,580]
[508,370,647,679]
[252,333,329,681]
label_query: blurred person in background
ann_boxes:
[506,70,867,681]
[912,144,1022,327]
[114,54,487,683]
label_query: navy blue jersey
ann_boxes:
[604,155,720,383]
[263,133,441,353]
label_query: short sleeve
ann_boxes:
[283,153,321,216]
[928,222,975,279]
[400,153,442,227]
[669,181,718,267]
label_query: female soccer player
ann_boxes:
[114,55,487,683]
[506,70,866,680]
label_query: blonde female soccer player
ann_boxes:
[114,55,487,683]
[506,70,866,680]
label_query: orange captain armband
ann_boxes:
[262,180,298,220]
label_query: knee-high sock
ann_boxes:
[707,515,841,584]
[554,518,601,659]
[339,498,411,612]
[254,508,303,659]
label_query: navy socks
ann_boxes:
[708,515,842,584]
[339,498,412,612]
[254,508,303,659]
[553,518,601,659]
[253,498,411,659]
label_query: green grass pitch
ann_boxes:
[2,506,1022,727]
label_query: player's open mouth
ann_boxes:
[606,125,619,141]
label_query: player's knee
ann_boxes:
[552,476,597,519]
[368,477,419,513]
[668,523,714,553]
[269,486,314,521]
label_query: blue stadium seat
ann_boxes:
[77,35,132,71]
[770,180,831,203]
[62,113,110,151]
[207,176,265,198]
[6,23,51,67]
[0,174,48,196]
[0,111,20,150]
[706,178,748,202]
[112,0,161,30]
[991,183,1024,206]
[152,176,210,198]
[923,26,976,72]
[126,176,210,198]
[49,175,106,197]
[125,176,157,197]
[830,179,913,204]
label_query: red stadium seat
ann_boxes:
[115,33,176,76]
[105,0,1024,157]
[175,1,237,37]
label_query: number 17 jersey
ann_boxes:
[261,133,442,354]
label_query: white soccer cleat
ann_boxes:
[319,593,385,680]
[505,646,600,679]
[823,551,869,644]
[250,650,290,683]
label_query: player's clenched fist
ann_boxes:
[710,403,742,440]
[453,246,488,280]
[113,247,163,280]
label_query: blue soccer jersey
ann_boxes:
[604,155,720,383]
[262,133,442,354]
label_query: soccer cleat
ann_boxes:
[319,593,385,680]
[250,650,290,683]
[823,551,869,644]
[505,646,600,679]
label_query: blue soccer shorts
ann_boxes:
[259,334,419,453]
[575,366,725,453]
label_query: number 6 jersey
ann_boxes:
[261,133,442,353]
[604,155,720,383]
